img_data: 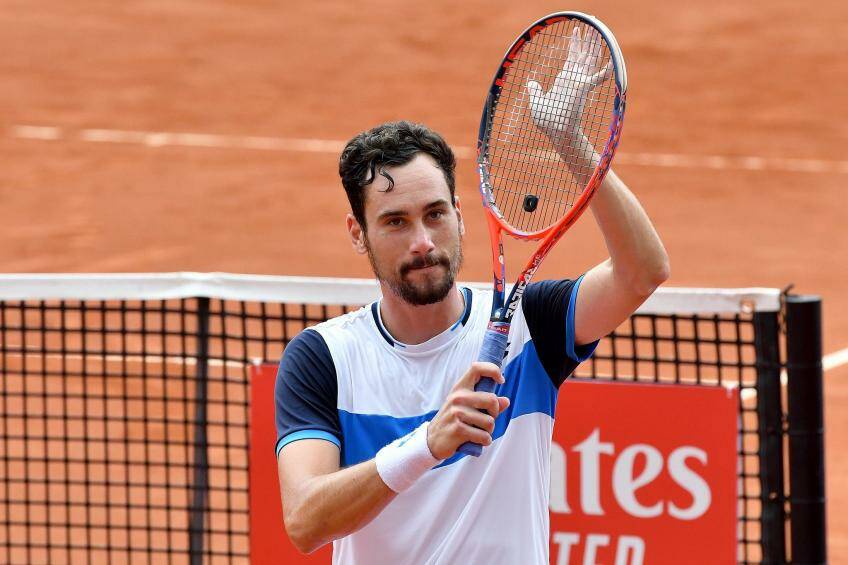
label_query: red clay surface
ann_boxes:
[1,0,846,560]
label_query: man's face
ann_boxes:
[349,153,464,306]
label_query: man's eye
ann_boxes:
[387,217,404,227]
[428,210,445,220]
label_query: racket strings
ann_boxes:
[484,19,617,234]
[504,21,608,229]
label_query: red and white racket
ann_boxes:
[459,12,627,457]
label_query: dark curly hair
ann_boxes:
[339,121,457,228]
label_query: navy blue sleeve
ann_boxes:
[521,276,599,387]
[274,329,341,457]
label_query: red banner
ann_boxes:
[249,364,332,564]
[549,380,738,564]
[250,367,737,564]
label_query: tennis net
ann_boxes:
[0,273,825,564]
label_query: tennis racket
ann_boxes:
[458,12,627,457]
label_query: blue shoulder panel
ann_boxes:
[522,277,599,387]
[275,329,342,457]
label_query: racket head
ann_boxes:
[477,12,627,240]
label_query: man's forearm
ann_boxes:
[589,169,669,293]
[556,132,668,293]
[285,459,395,554]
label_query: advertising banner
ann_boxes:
[549,380,738,564]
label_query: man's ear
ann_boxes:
[347,214,368,255]
[454,196,465,236]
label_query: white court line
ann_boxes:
[824,347,848,372]
[613,152,848,175]
[8,348,248,370]
[4,343,845,405]
[79,128,348,153]
[11,125,62,140]
[8,347,842,375]
[9,124,848,174]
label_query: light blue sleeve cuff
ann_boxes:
[566,274,600,363]
[275,430,341,458]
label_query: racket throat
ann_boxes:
[504,260,541,320]
[504,283,526,319]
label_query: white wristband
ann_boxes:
[375,421,442,493]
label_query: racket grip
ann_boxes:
[457,323,510,457]
[477,323,509,369]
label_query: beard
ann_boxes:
[366,240,464,306]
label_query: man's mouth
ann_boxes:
[402,256,448,276]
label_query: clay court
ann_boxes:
[1,0,846,561]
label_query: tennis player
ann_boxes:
[275,107,668,563]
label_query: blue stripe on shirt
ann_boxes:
[337,339,557,468]
[276,429,341,457]
[566,274,598,362]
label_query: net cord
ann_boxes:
[0,273,781,313]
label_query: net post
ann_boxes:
[753,310,787,562]
[189,297,211,564]
[784,295,826,564]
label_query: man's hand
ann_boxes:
[527,26,611,158]
[427,362,511,460]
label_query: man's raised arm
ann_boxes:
[523,26,670,344]
[574,170,670,345]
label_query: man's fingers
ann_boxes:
[456,406,496,434]
[567,27,582,63]
[589,61,613,87]
[457,361,503,389]
[451,389,503,413]
[460,391,502,417]
[472,362,503,385]
[498,396,510,413]
[583,28,603,68]
[576,31,592,66]
[527,80,544,108]
[458,422,493,447]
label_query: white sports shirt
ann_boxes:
[275,278,596,564]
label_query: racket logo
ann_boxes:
[506,283,526,317]
[505,264,539,317]
[487,321,510,335]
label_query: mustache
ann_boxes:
[400,253,450,275]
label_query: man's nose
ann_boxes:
[409,222,436,255]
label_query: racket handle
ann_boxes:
[477,323,509,369]
[457,323,510,457]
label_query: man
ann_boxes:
[275,45,669,565]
